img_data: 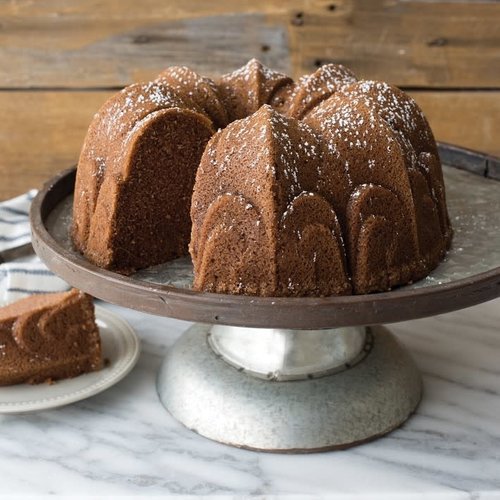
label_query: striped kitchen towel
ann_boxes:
[0,189,36,251]
[0,190,70,305]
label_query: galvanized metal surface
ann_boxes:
[157,325,422,452]
[207,325,369,381]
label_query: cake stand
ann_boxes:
[30,143,500,453]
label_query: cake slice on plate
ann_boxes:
[0,289,102,386]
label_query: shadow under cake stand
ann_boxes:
[30,143,500,453]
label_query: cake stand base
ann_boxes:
[157,325,422,452]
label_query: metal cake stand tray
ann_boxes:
[30,143,500,453]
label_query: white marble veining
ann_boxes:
[0,298,499,498]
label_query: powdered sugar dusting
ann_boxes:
[340,80,432,165]
[88,81,192,176]
[290,63,357,112]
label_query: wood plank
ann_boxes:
[0,13,293,85]
[290,0,500,86]
[0,0,498,88]
[0,89,498,201]
[409,91,500,159]
[0,0,300,20]
[0,0,303,86]
[0,91,113,201]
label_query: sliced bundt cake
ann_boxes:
[72,59,451,296]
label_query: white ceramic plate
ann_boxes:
[0,305,140,413]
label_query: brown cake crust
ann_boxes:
[286,63,357,120]
[190,105,351,296]
[337,81,451,227]
[216,58,294,121]
[156,66,229,128]
[0,289,102,386]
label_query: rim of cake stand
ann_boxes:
[30,143,500,329]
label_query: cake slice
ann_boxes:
[0,289,102,386]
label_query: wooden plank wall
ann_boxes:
[0,0,499,199]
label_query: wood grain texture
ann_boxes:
[289,0,500,86]
[0,91,111,200]
[0,0,498,88]
[0,89,498,200]
[0,13,292,86]
[409,91,500,158]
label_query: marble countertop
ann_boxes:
[1,297,499,499]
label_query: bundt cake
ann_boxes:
[72,59,452,296]
[0,289,102,385]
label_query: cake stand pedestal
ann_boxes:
[158,324,421,451]
[30,143,500,452]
